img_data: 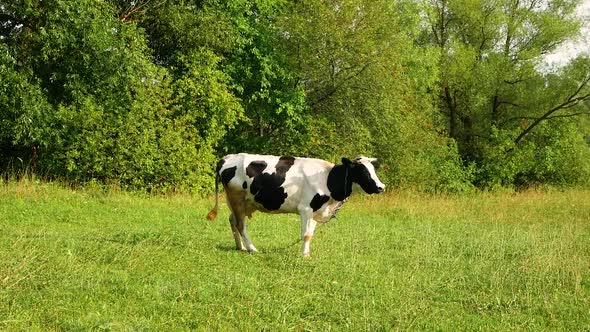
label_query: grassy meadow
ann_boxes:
[1,180,589,330]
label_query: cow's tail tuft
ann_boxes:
[206,171,220,221]
[206,209,217,221]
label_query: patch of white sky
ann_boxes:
[543,0,590,67]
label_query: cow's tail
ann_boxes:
[206,171,220,221]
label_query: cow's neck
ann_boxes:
[327,164,354,201]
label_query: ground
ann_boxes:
[1,181,589,330]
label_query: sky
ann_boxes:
[543,0,590,67]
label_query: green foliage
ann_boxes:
[0,0,242,192]
[422,0,590,189]
[0,0,589,192]
[274,0,473,191]
[476,127,530,189]
[0,44,51,157]
[519,120,590,187]
[220,0,309,155]
[167,49,244,191]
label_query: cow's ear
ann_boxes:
[371,159,380,171]
[341,157,353,167]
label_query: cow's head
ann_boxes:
[342,156,385,194]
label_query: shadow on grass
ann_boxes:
[214,239,300,255]
[215,244,241,252]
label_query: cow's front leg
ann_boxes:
[299,208,317,257]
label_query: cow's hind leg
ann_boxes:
[230,213,258,252]
[229,213,246,251]
[226,194,258,253]
[226,193,249,251]
[236,214,258,253]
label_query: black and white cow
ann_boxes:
[207,153,385,257]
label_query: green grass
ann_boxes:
[1,181,589,330]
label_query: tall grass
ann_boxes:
[1,181,589,330]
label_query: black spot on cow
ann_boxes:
[275,156,295,176]
[248,156,295,211]
[246,160,267,178]
[220,166,237,186]
[250,173,288,210]
[310,194,330,212]
[242,181,248,189]
[327,158,354,201]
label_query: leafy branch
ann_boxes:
[513,73,590,145]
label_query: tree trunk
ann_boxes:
[492,95,499,125]
[445,85,457,139]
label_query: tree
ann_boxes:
[512,58,590,145]
[423,0,590,187]
[278,0,472,191]
[0,0,242,192]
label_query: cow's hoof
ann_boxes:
[247,246,258,253]
[303,252,311,259]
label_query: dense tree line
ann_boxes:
[1,0,589,193]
